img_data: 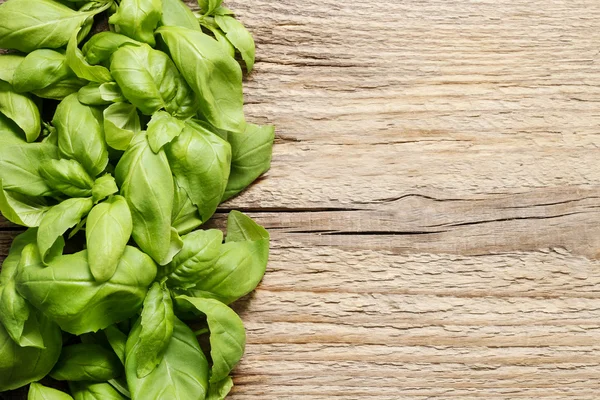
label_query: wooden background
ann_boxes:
[3,0,600,398]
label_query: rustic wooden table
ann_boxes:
[3,0,600,399]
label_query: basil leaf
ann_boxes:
[213,6,234,16]
[165,121,231,222]
[32,77,88,101]
[171,178,203,235]
[79,82,126,106]
[125,317,209,399]
[190,211,269,304]
[0,54,25,84]
[83,32,142,65]
[0,181,50,227]
[0,142,59,197]
[0,309,62,392]
[135,281,174,378]
[37,197,93,263]
[198,0,222,15]
[53,93,109,177]
[177,296,245,383]
[0,113,25,145]
[223,123,274,201]
[115,133,182,265]
[67,28,113,83]
[87,195,133,282]
[17,245,157,335]
[147,111,185,153]
[28,382,74,400]
[0,280,45,349]
[164,229,222,289]
[39,159,95,198]
[207,376,233,400]
[157,26,246,133]
[50,343,123,382]
[111,44,197,118]
[0,81,41,142]
[214,15,255,72]
[109,0,162,46]
[0,229,37,285]
[69,382,127,400]
[211,27,236,58]
[0,0,95,52]
[104,325,128,364]
[92,174,119,203]
[12,49,72,93]
[103,102,141,151]
[161,0,200,30]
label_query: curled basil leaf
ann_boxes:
[39,158,95,198]
[32,77,88,101]
[214,15,255,72]
[0,180,50,227]
[177,296,245,383]
[157,26,246,132]
[0,142,59,197]
[86,195,133,282]
[161,0,200,30]
[17,245,157,335]
[223,123,275,201]
[53,93,109,177]
[79,82,126,106]
[12,49,72,93]
[165,121,231,222]
[92,174,119,203]
[28,382,74,400]
[67,28,113,83]
[83,32,142,65]
[198,0,222,15]
[109,0,162,46]
[207,377,234,400]
[111,44,197,118]
[37,197,93,263]
[0,81,41,142]
[171,178,203,235]
[135,281,174,378]
[69,381,127,400]
[50,343,123,382]
[147,111,185,153]
[103,102,141,151]
[125,316,209,400]
[115,133,182,265]
[0,54,25,84]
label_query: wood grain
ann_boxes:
[2,0,600,398]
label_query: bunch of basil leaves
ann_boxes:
[0,0,274,398]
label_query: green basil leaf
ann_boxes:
[12,49,72,93]
[157,26,246,133]
[53,93,109,177]
[104,325,128,365]
[171,178,203,235]
[115,133,182,265]
[0,113,26,145]
[0,142,59,197]
[67,28,113,83]
[0,309,62,392]
[0,229,37,285]
[161,0,200,30]
[108,0,162,46]
[198,0,222,15]
[92,174,119,203]
[177,296,245,383]
[103,102,141,151]
[32,77,88,101]
[39,159,95,198]
[213,6,233,16]
[0,81,41,142]
[79,82,126,106]
[0,280,44,348]
[207,376,233,400]
[0,54,25,84]
[210,27,236,58]
[50,343,123,382]
[223,123,274,201]
[147,110,185,153]
[135,281,174,378]
[28,382,74,400]
[17,245,157,335]
[0,0,95,52]
[111,44,197,118]
[82,32,142,65]
[165,121,231,222]
[69,382,126,400]
[37,197,93,263]
[125,317,209,399]
[164,229,222,289]
[86,195,133,282]
[0,181,50,227]
[214,15,255,72]
[190,211,269,304]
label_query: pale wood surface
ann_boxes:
[3,0,600,398]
